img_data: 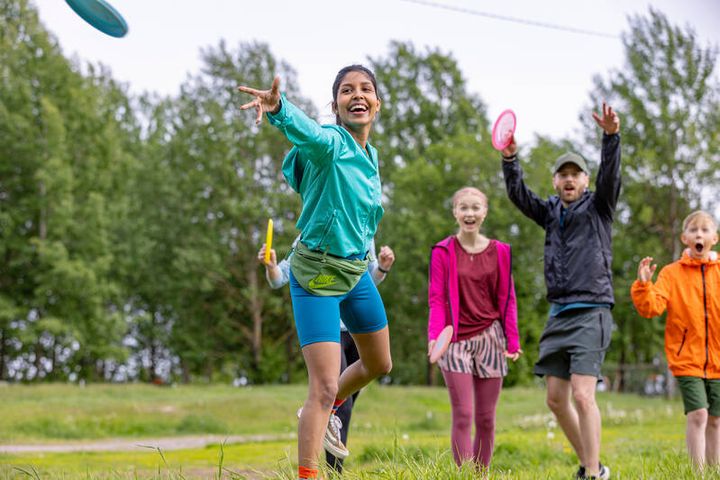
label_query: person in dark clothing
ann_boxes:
[500,102,621,480]
[327,331,361,472]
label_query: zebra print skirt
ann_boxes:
[437,321,508,378]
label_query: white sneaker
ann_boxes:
[323,413,349,459]
[597,464,610,480]
[295,407,350,459]
[583,464,610,479]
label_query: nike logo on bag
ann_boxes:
[309,274,337,289]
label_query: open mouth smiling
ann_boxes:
[349,104,368,114]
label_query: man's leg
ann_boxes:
[546,375,586,467]
[571,374,602,477]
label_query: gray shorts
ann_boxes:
[534,307,613,379]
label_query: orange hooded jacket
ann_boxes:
[631,252,720,378]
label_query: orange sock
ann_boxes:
[298,465,319,479]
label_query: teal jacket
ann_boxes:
[268,95,384,257]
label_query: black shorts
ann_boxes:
[534,307,613,379]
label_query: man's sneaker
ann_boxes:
[574,465,586,479]
[581,463,610,480]
[295,407,350,459]
[596,464,610,480]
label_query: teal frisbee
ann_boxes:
[65,0,128,38]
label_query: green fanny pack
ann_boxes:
[290,242,369,296]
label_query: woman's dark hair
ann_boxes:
[331,65,379,125]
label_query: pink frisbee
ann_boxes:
[491,109,516,151]
[429,325,454,364]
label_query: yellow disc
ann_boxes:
[264,219,273,264]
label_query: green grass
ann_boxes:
[0,382,717,478]
[0,383,305,442]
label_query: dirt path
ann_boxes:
[0,433,295,454]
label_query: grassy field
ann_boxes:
[0,382,716,479]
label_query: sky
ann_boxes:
[34,0,720,142]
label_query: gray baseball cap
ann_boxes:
[553,152,589,174]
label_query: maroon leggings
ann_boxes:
[441,370,503,467]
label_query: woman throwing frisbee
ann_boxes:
[238,66,391,480]
[427,187,522,472]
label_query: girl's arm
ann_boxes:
[503,275,521,354]
[427,248,448,342]
[239,77,339,167]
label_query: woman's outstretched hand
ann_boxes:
[238,76,282,125]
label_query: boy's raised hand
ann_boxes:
[592,102,620,135]
[637,256,657,282]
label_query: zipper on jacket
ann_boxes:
[703,264,709,378]
[676,329,688,357]
[317,210,337,252]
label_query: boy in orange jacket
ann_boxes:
[631,210,720,469]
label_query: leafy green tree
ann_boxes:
[0,0,132,381]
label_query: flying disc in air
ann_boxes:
[429,325,454,364]
[264,219,274,264]
[491,109,516,151]
[65,0,128,38]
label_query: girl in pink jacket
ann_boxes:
[427,186,522,471]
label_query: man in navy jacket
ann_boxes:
[500,103,621,480]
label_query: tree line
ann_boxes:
[1,1,718,388]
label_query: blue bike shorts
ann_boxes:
[289,270,388,347]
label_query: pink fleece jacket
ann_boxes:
[427,236,521,354]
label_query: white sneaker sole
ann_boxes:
[323,437,349,459]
